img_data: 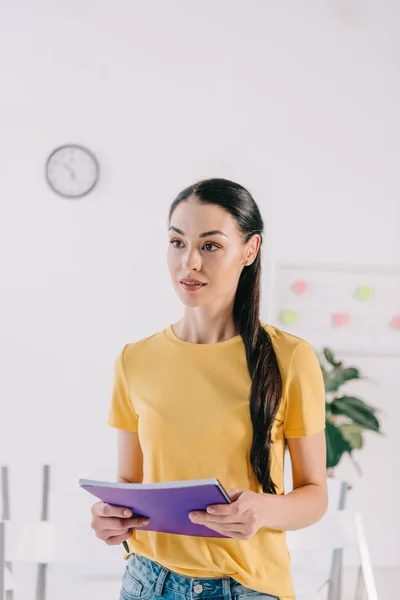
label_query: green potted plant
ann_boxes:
[318,348,383,476]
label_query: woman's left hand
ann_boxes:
[189,488,263,540]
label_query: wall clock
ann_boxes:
[45,144,99,198]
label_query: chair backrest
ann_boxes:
[284,452,350,567]
[36,463,124,578]
[0,467,13,600]
[0,467,10,522]
[326,477,348,511]
[1,520,22,597]
[287,510,356,553]
[11,521,105,565]
[1,464,125,600]
[0,521,4,599]
[1,463,125,600]
[287,510,378,600]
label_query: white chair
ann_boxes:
[34,463,125,600]
[2,463,126,600]
[287,510,378,600]
[1,466,13,600]
[0,521,26,600]
[284,451,350,599]
[1,517,125,600]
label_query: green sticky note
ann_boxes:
[355,286,375,301]
[279,309,298,325]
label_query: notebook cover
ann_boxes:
[79,478,232,538]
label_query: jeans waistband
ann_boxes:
[128,553,264,599]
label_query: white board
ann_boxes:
[268,262,400,356]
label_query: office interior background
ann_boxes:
[0,1,399,598]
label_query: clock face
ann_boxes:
[46,144,99,198]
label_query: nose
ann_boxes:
[182,247,202,272]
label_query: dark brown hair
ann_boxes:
[168,178,282,494]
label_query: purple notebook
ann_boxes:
[79,477,232,538]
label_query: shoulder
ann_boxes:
[117,327,168,370]
[261,321,311,361]
[260,322,321,384]
[261,324,326,436]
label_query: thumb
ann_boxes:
[227,488,244,502]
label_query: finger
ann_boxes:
[202,523,244,538]
[92,516,149,532]
[125,516,150,528]
[189,511,243,530]
[205,502,241,516]
[200,514,244,526]
[92,501,134,519]
[191,514,248,531]
[96,526,132,541]
[105,529,136,546]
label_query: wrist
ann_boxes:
[257,491,286,530]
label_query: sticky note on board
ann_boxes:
[332,312,351,327]
[390,315,400,330]
[290,280,309,296]
[355,285,375,301]
[279,310,299,325]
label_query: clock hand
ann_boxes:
[64,163,76,180]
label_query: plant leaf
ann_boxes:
[323,348,340,367]
[323,366,362,392]
[324,370,344,393]
[339,367,361,382]
[325,420,351,469]
[347,452,363,476]
[339,423,364,449]
[334,395,378,414]
[330,398,380,432]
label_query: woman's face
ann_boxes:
[167,197,260,308]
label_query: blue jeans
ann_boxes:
[119,553,280,600]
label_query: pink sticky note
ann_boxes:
[332,312,351,327]
[291,280,309,296]
[391,315,400,330]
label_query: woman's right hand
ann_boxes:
[91,500,150,545]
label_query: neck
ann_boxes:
[173,309,239,344]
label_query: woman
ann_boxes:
[91,178,327,600]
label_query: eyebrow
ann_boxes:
[168,226,228,238]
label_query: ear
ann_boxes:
[243,234,261,266]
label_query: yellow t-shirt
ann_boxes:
[107,322,326,600]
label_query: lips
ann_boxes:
[179,278,207,292]
[180,278,206,285]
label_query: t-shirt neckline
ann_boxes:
[163,324,243,350]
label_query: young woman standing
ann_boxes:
[91,178,327,600]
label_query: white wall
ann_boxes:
[1,0,399,581]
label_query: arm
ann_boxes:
[116,430,143,484]
[257,430,328,531]
[107,346,143,483]
[91,430,147,546]
[258,340,328,531]
[189,340,328,538]
[190,431,328,538]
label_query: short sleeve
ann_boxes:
[283,341,326,438]
[107,345,139,431]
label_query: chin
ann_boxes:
[176,288,209,307]
[178,295,207,307]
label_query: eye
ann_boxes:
[170,239,184,248]
[203,242,220,252]
[169,239,220,252]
